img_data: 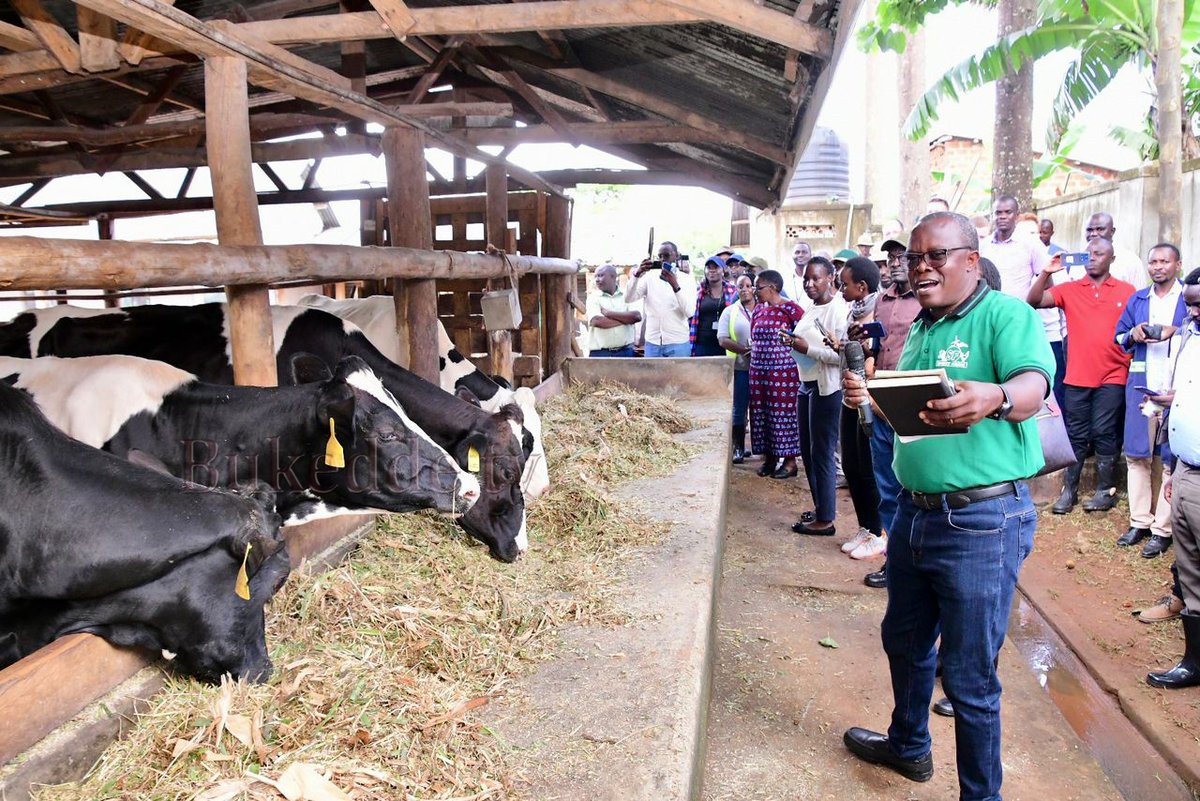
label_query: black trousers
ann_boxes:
[840,405,882,535]
[1063,383,1124,459]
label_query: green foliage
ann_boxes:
[858,0,996,53]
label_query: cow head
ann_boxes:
[454,385,549,503]
[453,402,530,562]
[292,354,480,517]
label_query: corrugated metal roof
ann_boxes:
[0,0,859,216]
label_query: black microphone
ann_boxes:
[842,339,874,434]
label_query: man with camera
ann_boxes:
[626,241,697,357]
[1112,244,1187,557]
[1028,237,1135,515]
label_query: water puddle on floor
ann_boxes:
[1008,594,1195,801]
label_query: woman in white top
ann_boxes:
[718,273,757,463]
[782,256,848,534]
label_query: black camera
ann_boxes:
[1144,323,1163,340]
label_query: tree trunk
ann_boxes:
[992,0,1035,210]
[1156,0,1184,245]
[897,28,930,228]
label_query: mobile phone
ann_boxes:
[1134,385,1162,396]
[812,318,833,343]
[1061,252,1089,268]
[861,321,887,339]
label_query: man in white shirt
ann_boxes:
[586,264,642,357]
[1084,212,1149,289]
[783,241,815,311]
[626,241,697,357]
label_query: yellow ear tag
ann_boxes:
[467,446,481,473]
[325,418,345,469]
[234,543,252,601]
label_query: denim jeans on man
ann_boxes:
[882,484,1037,801]
[732,370,750,427]
[589,346,634,358]
[869,415,902,535]
[645,341,691,357]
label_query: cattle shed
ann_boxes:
[0,0,861,792]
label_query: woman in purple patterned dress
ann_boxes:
[748,269,805,478]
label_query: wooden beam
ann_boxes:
[71,0,566,198]
[0,237,578,291]
[0,19,40,52]
[122,170,163,199]
[233,1,705,45]
[484,162,514,383]
[542,194,573,376]
[384,126,438,381]
[367,0,416,40]
[473,50,580,148]
[10,0,81,74]
[206,56,277,388]
[119,0,176,65]
[405,35,464,105]
[663,0,832,57]
[76,6,120,72]
[459,121,743,148]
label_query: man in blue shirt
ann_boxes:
[1147,268,1200,688]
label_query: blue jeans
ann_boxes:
[732,369,750,427]
[1050,339,1067,413]
[883,484,1037,801]
[869,416,901,536]
[797,382,842,521]
[645,341,690,357]
[590,346,634,357]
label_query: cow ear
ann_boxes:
[498,401,525,426]
[490,374,513,390]
[332,355,369,383]
[290,352,333,384]
[455,385,481,407]
[454,432,489,472]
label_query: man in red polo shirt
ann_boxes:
[1028,237,1134,513]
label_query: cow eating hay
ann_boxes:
[30,383,696,801]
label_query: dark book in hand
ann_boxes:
[867,369,969,442]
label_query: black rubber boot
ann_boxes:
[1148,612,1200,689]
[732,424,746,464]
[1082,455,1119,512]
[1052,460,1084,515]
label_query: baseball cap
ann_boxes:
[832,248,858,264]
[715,246,735,257]
[746,256,769,271]
[880,231,910,252]
[704,255,726,268]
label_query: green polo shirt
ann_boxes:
[892,283,1054,493]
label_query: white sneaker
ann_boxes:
[850,533,888,560]
[841,527,872,554]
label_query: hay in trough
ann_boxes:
[32,381,694,801]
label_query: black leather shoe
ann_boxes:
[931,697,954,717]
[732,445,745,465]
[792,520,836,536]
[843,727,933,782]
[798,510,816,524]
[864,565,887,589]
[1142,535,1172,559]
[1117,527,1150,547]
[756,460,777,477]
[771,465,799,479]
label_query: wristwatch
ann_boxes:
[987,384,1014,421]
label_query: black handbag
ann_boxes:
[1035,396,1076,477]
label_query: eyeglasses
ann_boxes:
[904,246,974,270]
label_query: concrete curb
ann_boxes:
[1018,571,1200,793]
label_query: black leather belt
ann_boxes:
[910,481,1017,511]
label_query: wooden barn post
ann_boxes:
[543,193,573,375]
[383,126,438,381]
[205,56,277,387]
[485,162,514,384]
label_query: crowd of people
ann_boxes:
[584,203,1199,800]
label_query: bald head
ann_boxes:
[595,263,619,293]
[1086,213,1115,242]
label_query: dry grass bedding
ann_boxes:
[33,381,695,801]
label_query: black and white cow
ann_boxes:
[295,294,550,500]
[2,303,530,562]
[0,381,288,682]
[0,353,480,524]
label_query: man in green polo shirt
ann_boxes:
[840,212,1054,801]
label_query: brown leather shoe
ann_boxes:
[1138,595,1185,624]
